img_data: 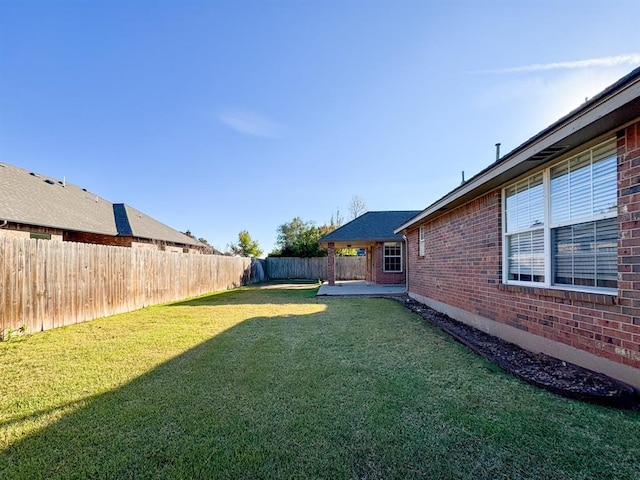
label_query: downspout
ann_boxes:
[402,234,408,293]
[0,219,8,228]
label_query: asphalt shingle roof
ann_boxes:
[120,204,201,246]
[0,162,200,246]
[320,211,420,244]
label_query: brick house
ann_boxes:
[320,211,419,286]
[395,67,640,389]
[0,162,207,253]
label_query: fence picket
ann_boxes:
[265,256,365,281]
[0,238,265,336]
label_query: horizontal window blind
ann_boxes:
[551,141,617,224]
[553,217,617,288]
[505,173,544,233]
[507,230,545,282]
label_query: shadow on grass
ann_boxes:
[0,306,336,478]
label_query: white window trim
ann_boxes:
[419,227,426,257]
[383,242,403,273]
[502,139,618,295]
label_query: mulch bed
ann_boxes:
[397,296,640,410]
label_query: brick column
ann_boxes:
[327,242,336,286]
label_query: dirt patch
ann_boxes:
[398,296,639,410]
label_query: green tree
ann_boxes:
[275,217,308,252]
[229,230,263,258]
[272,217,332,257]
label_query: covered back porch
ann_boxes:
[319,211,419,287]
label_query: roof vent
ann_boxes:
[44,179,55,185]
[527,145,570,162]
[30,172,40,177]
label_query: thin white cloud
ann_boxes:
[476,54,640,74]
[218,109,283,138]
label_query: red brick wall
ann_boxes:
[65,231,132,247]
[373,241,407,285]
[407,121,640,372]
[616,121,640,368]
[64,232,202,253]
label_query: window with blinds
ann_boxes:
[503,139,618,292]
[505,173,545,282]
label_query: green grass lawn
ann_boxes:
[1,282,639,479]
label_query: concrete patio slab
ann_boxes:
[317,280,406,296]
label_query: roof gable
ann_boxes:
[320,211,420,245]
[118,204,200,246]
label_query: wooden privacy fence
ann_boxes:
[266,256,365,280]
[0,237,265,337]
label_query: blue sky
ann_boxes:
[1,1,639,254]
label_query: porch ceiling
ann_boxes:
[322,240,374,249]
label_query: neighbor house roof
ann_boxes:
[114,203,201,246]
[320,211,420,248]
[0,162,201,246]
[396,65,640,233]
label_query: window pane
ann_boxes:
[551,142,617,223]
[385,257,401,271]
[507,230,544,282]
[505,173,543,233]
[552,218,617,288]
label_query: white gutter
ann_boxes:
[402,234,408,293]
